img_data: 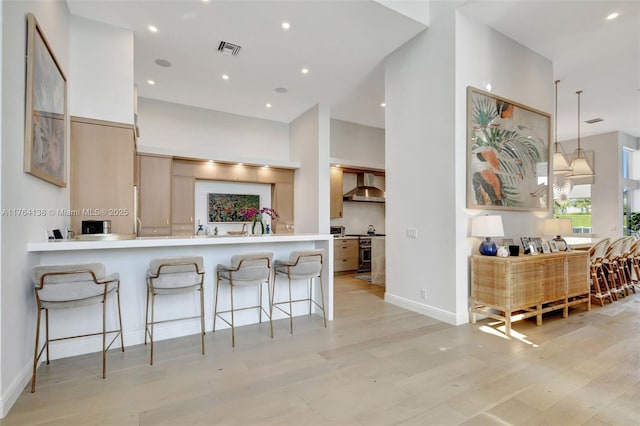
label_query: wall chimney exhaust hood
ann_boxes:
[343,173,385,203]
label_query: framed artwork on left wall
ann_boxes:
[24,13,67,187]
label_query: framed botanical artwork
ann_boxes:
[207,193,259,223]
[466,86,551,211]
[531,237,543,253]
[541,240,551,254]
[24,13,67,187]
[520,237,531,251]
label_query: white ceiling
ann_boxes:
[67,1,639,140]
[459,0,639,140]
[67,0,426,129]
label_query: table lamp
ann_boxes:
[542,218,573,244]
[471,215,505,256]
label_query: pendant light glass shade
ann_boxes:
[569,90,594,178]
[552,80,572,175]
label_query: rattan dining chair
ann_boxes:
[272,249,327,334]
[146,256,205,365]
[214,252,273,347]
[588,238,612,306]
[31,263,124,393]
[603,237,627,300]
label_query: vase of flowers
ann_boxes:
[241,207,279,235]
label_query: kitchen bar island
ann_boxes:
[27,234,333,360]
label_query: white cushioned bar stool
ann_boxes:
[214,252,273,347]
[272,249,326,334]
[146,256,205,364]
[31,263,124,393]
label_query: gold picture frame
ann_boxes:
[467,86,550,211]
[24,13,67,187]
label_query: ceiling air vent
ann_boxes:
[217,41,241,56]
[585,117,603,124]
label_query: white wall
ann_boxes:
[561,131,639,238]
[385,1,458,323]
[290,103,331,234]
[1,0,70,416]
[454,11,554,321]
[69,15,133,123]
[194,181,272,235]
[137,98,291,166]
[330,118,385,170]
[384,1,553,325]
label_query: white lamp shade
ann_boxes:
[542,218,573,236]
[569,152,594,178]
[471,215,504,238]
[553,150,572,175]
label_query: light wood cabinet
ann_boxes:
[470,251,590,336]
[330,167,343,218]
[334,238,359,272]
[171,175,195,236]
[138,154,172,236]
[70,117,135,236]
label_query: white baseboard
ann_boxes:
[0,357,34,418]
[384,292,459,325]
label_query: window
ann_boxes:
[553,183,591,234]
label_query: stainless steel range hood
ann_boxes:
[343,173,385,203]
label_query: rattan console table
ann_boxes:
[470,251,590,336]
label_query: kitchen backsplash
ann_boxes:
[330,201,385,235]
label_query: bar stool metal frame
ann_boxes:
[214,252,273,347]
[31,263,124,393]
[272,249,326,334]
[145,257,205,365]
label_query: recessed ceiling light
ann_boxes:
[380,102,386,108]
[282,22,290,30]
[606,12,619,20]
[301,68,309,75]
[148,25,158,33]
[237,163,243,166]
[486,83,492,91]
[155,59,172,68]
[208,160,214,164]
[263,165,270,168]
[147,80,155,85]
[222,74,229,80]
[202,0,210,2]
[266,103,272,108]
[275,87,288,94]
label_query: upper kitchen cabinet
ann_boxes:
[330,167,344,218]
[138,154,172,236]
[70,117,135,236]
[171,174,195,236]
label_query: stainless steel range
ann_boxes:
[358,236,372,272]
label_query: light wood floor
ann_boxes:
[3,275,640,425]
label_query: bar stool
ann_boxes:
[31,263,124,393]
[146,256,205,364]
[272,249,326,334]
[214,252,273,347]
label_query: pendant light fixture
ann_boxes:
[552,80,572,175]
[568,90,594,178]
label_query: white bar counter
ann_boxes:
[27,234,333,360]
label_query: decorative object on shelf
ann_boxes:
[265,224,271,234]
[24,13,67,187]
[568,90,595,179]
[227,223,248,236]
[466,86,550,211]
[196,221,205,236]
[497,246,509,257]
[542,218,572,251]
[552,80,572,175]
[471,215,505,256]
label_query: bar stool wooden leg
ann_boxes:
[230,284,236,348]
[318,275,327,328]
[45,309,50,364]
[199,285,205,355]
[213,275,220,333]
[31,307,42,393]
[102,291,107,378]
